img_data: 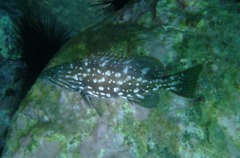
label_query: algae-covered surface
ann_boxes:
[2,0,240,158]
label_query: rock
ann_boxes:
[2,0,240,158]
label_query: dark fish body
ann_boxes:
[41,54,203,115]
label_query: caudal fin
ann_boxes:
[167,65,203,98]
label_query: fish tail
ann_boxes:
[163,65,203,98]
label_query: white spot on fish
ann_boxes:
[82,73,87,77]
[105,70,111,76]
[157,85,162,88]
[73,75,78,81]
[79,86,84,90]
[123,66,129,74]
[142,80,148,83]
[117,81,124,85]
[166,88,171,91]
[98,77,105,83]
[97,69,101,74]
[118,92,123,96]
[134,88,140,93]
[93,79,97,83]
[65,75,71,79]
[106,93,111,97]
[136,94,144,99]
[141,67,150,75]
[127,94,133,98]
[126,76,131,81]
[137,78,142,82]
[84,61,88,66]
[87,86,92,89]
[87,91,94,96]
[87,68,91,73]
[170,76,175,80]
[113,87,120,92]
[101,61,108,67]
[98,87,104,91]
[123,60,131,64]
[115,72,121,78]
[100,92,105,96]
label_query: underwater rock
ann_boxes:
[2,0,240,158]
[0,14,26,156]
[0,16,15,58]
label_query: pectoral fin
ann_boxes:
[81,93,104,116]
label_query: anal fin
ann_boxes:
[128,92,161,108]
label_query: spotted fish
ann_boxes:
[41,54,203,115]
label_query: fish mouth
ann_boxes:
[40,68,52,79]
[40,69,59,85]
[40,71,55,85]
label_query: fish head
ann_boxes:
[41,62,82,92]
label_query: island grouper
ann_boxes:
[41,54,203,115]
